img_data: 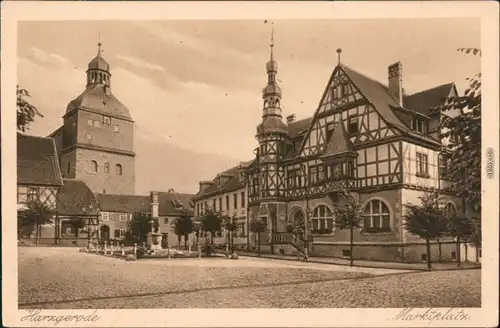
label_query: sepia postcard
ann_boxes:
[2,1,499,327]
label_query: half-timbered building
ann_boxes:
[17,133,64,240]
[196,39,469,262]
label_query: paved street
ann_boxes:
[18,247,480,309]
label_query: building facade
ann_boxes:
[196,40,473,262]
[192,165,249,245]
[17,133,64,240]
[50,43,135,195]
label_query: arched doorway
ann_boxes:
[100,225,110,242]
[287,207,306,237]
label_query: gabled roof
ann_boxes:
[157,191,195,216]
[57,179,99,216]
[96,193,150,213]
[403,83,455,115]
[288,117,312,138]
[193,165,246,200]
[322,120,355,158]
[339,64,441,145]
[340,64,409,132]
[17,133,63,187]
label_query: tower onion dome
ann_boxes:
[88,42,110,71]
[262,83,282,98]
[266,57,278,72]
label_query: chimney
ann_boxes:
[388,61,403,105]
[150,191,159,218]
[286,114,296,123]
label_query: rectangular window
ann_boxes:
[119,213,127,221]
[101,212,109,221]
[226,195,230,210]
[233,194,238,209]
[309,166,317,185]
[451,251,457,261]
[103,116,111,126]
[87,119,93,126]
[120,229,127,238]
[348,116,358,135]
[113,125,120,133]
[416,152,429,175]
[421,254,427,262]
[213,199,217,210]
[342,83,350,96]
[260,217,268,227]
[93,120,100,128]
[241,192,245,208]
[27,187,38,202]
[114,229,120,238]
[318,165,325,182]
[219,197,222,211]
[164,218,169,224]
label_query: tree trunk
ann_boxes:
[184,234,188,250]
[475,247,479,263]
[464,244,469,262]
[231,231,234,252]
[35,224,40,246]
[425,238,432,270]
[349,225,354,267]
[456,237,461,268]
[437,239,442,262]
[257,233,261,257]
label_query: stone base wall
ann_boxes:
[312,241,460,263]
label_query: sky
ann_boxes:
[17,19,480,194]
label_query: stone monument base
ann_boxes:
[146,232,163,251]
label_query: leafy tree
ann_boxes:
[223,215,238,251]
[173,214,194,249]
[249,219,267,256]
[333,191,363,267]
[437,48,481,214]
[199,209,222,245]
[17,86,43,132]
[446,213,476,267]
[403,191,447,270]
[17,200,55,246]
[128,212,153,242]
[67,218,86,239]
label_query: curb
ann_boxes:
[232,253,481,272]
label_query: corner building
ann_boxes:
[199,40,469,263]
[50,43,135,195]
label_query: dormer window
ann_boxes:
[170,199,183,209]
[411,117,427,134]
[103,116,111,126]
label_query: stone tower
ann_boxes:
[59,43,135,195]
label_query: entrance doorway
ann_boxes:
[100,225,110,242]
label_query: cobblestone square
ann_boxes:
[18,247,480,309]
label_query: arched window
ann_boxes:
[116,164,122,175]
[444,202,457,216]
[311,205,333,234]
[104,162,110,174]
[90,160,98,173]
[362,199,391,232]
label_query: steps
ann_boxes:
[272,232,306,256]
